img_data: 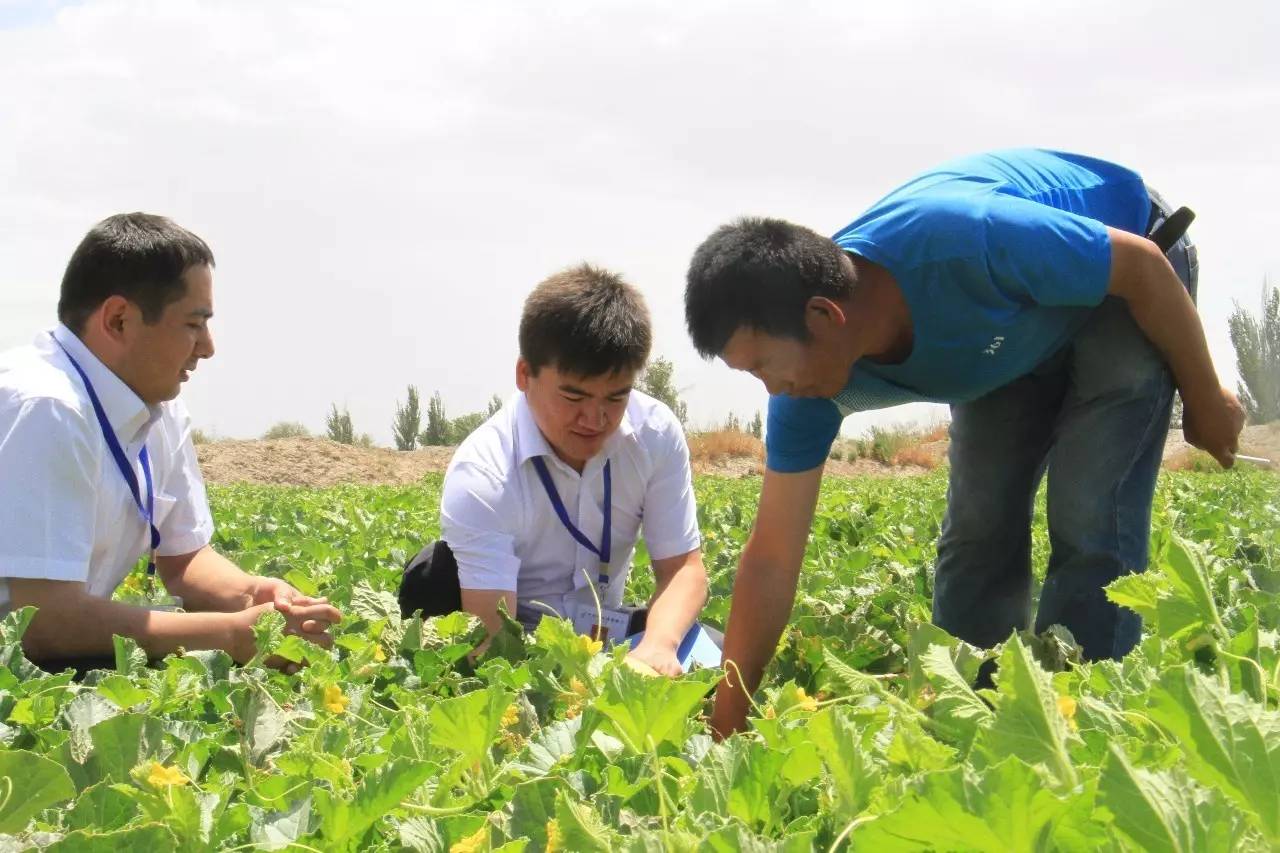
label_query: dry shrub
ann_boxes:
[892,444,942,470]
[923,422,950,442]
[688,430,765,465]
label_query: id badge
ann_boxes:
[570,603,633,646]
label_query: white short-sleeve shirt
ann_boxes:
[0,325,215,612]
[440,389,701,629]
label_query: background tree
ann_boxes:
[420,391,451,446]
[1227,282,1280,424]
[263,421,310,440]
[1169,393,1184,430]
[392,385,422,451]
[749,411,763,439]
[326,404,355,445]
[723,411,741,432]
[487,394,504,417]
[636,356,688,425]
[449,411,488,444]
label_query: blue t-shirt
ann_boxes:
[767,149,1151,473]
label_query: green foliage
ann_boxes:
[749,410,762,439]
[1228,282,1280,423]
[1,470,1278,848]
[392,384,421,451]
[420,390,450,446]
[636,356,689,426]
[262,421,310,440]
[448,410,487,444]
[325,403,355,445]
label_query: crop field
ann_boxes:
[2,469,1279,851]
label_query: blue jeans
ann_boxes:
[932,190,1198,660]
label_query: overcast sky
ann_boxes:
[2,0,1277,444]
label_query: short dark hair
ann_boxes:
[685,216,853,357]
[519,264,652,377]
[58,213,215,333]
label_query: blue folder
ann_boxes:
[626,622,723,672]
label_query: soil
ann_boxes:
[196,424,1280,488]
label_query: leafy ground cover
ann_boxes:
[1,470,1279,851]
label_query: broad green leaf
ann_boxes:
[0,749,76,833]
[316,758,435,848]
[593,664,716,754]
[689,737,790,832]
[1099,745,1258,853]
[428,685,513,766]
[250,796,313,851]
[554,789,614,852]
[46,822,178,852]
[112,635,149,677]
[505,778,560,848]
[912,642,993,749]
[511,715,582,777]
[852,757,1074,852]
[95,675,152,710]
[0,606,36,645]
[1146,665,1280,843]
[64,782,139,832]
[807,707,876,818]
[350,580,402,622]
[975,635,1078,789]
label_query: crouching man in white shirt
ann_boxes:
[398,264,711,676]
[0,213,341,675]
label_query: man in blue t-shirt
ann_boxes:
[684,149,1245,737]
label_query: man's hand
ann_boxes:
[1182,385,1246,468]
[626,639,683,677]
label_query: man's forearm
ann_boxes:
[11,579,235,661]
[159,546,258,612]
[643,560,708,649]
[714,551,800,727]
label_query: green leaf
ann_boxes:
[975,635,1078,789]
[82,713,169,786]
[0,606,36,645]
[1099,744,1256,853]
[112,635,149,677]
[807,707,876,819]
[554,788,614,852]
[506,778,560,848]
[593,665,716,754]
[46,822,179,852]
[1145,665,1280,843]
[250,796,313,851]
[96,675,152,710]
[64,782,140,832]
[428,685,512,766]
[852,758,1074,852]
[912,642,993,749]
[350,580,402,622]
[689,737,789,833]
[0,749,76,833]
[317,758,435,848]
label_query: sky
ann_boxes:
[2,0,1277,444]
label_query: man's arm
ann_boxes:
[709,465,824,738]
[1106,227,1245,466]
[10,577,268,663]
[459,588,519,654]
[627,548,709,676]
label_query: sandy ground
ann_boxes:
[196,424,1280,487]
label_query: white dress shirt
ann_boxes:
[441,390,701,629]
[0,325,214,612]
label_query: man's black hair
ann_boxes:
[519,263,652,377]
[58,212,215,333]
[685,216,853,357]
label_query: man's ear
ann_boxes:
[96,296,132,343]
[515,357,531,392]
[805,296,847,335]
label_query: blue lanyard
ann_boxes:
[530,456,611,585]
[51,335,161,579]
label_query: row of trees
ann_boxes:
[392,388,504,450]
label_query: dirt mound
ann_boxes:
[197,437,455,487]
[196,423,1280,487]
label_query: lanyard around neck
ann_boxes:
[52,335,161,577]
[530,456,611,585]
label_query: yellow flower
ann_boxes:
[501,703,520,728]
[546,818,563,853]
[563,676,590,719]
[373,644,386,663]
[449,827,488,853]
[323,684,349,714]
[1057,694,1078,731]
[145,761,189,788]
[794,687,818,713]
[578,634,603,656]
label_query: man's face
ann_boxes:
[517,359,635,470]
[119,264,216,405]
[720,325,851,399]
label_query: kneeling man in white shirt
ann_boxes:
[0,213,341,674]
[398,264,710,676]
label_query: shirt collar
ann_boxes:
[47,324,159,445]
[514,392,637,471]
